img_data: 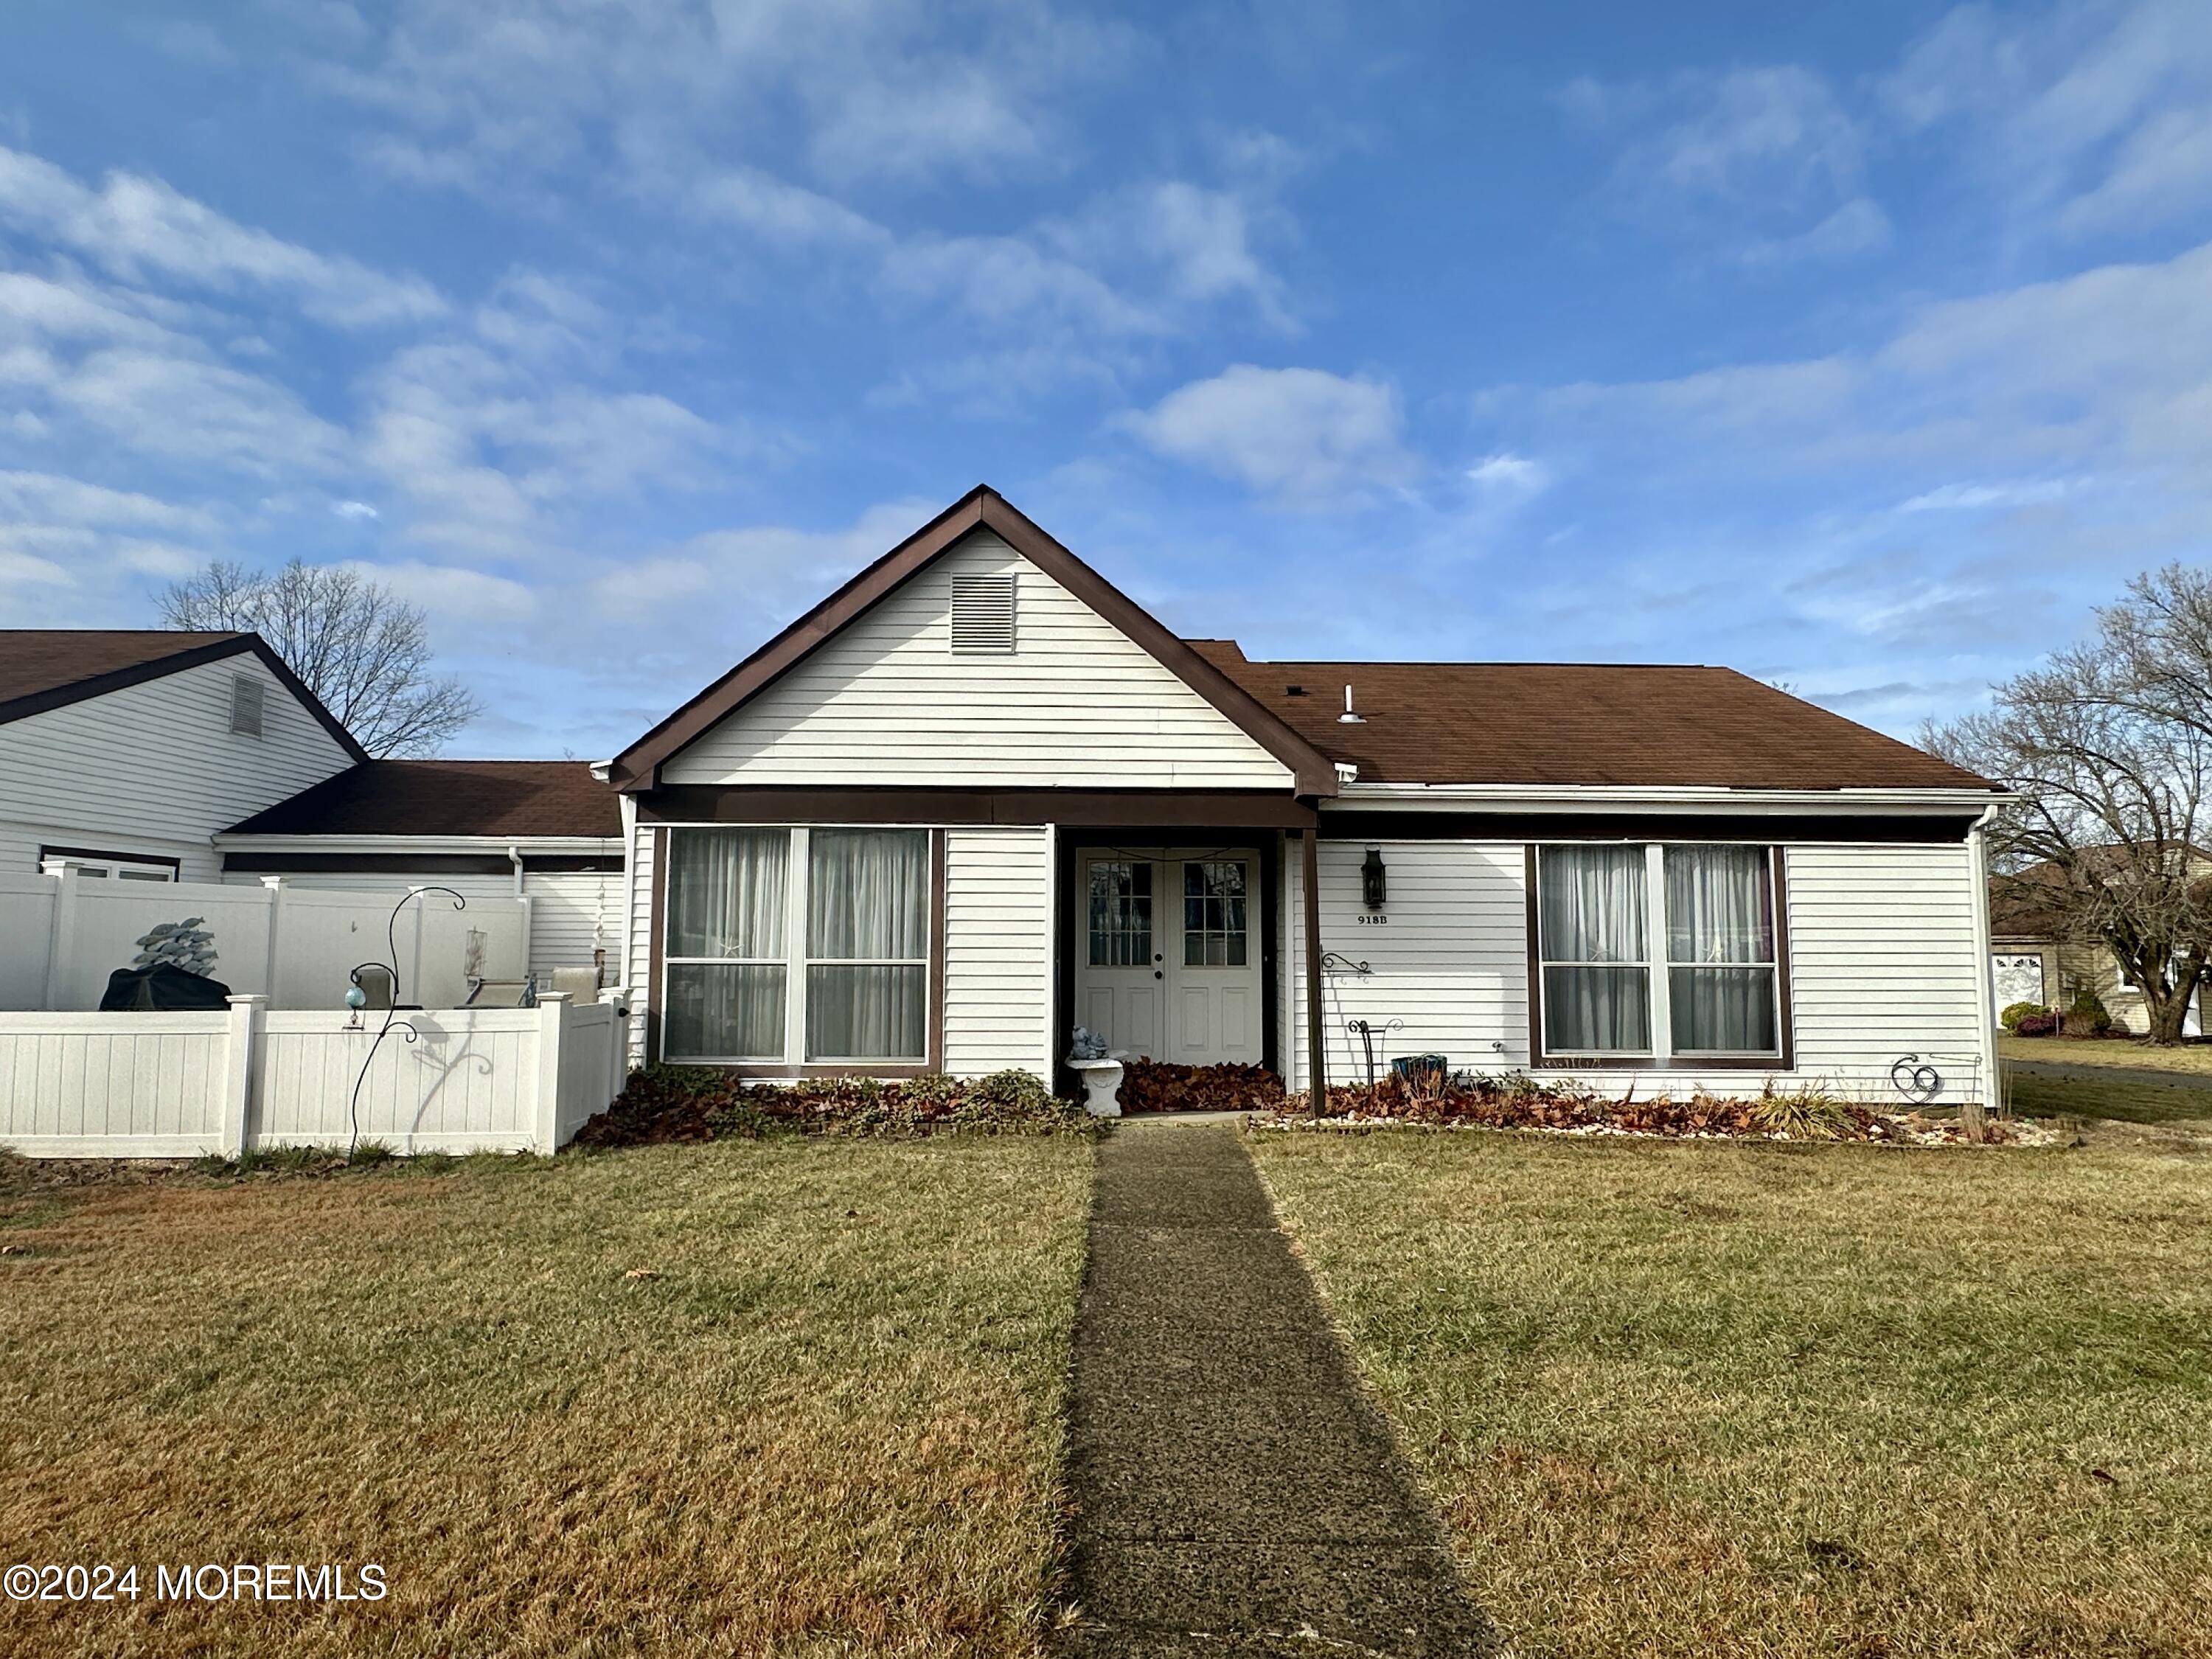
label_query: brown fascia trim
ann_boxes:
[635,785,1318,830]
[604,486,1341,798]
[1326,811,1979,844]
[0,635,369,764]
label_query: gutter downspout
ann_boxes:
[1967,804,2003,1112]
[1302,827,1325,1111]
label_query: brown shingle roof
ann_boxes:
[1188,641,1995,791]
[226,761,619,838]
[1,630,243,713]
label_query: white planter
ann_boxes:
[1069,1058,1124,1118]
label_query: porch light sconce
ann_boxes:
[1361,846,1387,910]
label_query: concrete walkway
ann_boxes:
[1059,1120,1492,1658]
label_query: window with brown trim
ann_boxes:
[661,826,931,1065]
[1531,843,1787,1066]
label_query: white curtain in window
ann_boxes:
[666,964,786,1059]
[1540,846,1649,1051]
[808,830,928,959]
[1665,846,1777,1053]
[668,829,787,958]
[807,830,928,1060]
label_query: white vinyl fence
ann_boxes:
[1,871,528,1012]
[0,991,628,1158]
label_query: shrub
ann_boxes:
[2000,1001,2051,1032]
[2065,988,2113,1035]
[574,1065,1089,1148]
[1750,1084,1853,1141]
[2014,1012,2059,1037]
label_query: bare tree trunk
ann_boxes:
[2138,951,2207,1044]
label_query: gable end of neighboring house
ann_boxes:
[0,633,364,882]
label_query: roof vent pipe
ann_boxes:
[1338,684,1365,724]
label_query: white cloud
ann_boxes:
[333,498,380,521]
[1466,452,1549,495]
[0,145,445,327]
[0,548,73,588]
[1576,64,1885,264]
[1898,479,2074,512]
[310,0,1127,194]
[1126,365,1414,504]
[1885,0,2212,238]
[0,470,216,532]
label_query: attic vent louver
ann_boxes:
[229,674,266,738]
[949,571,1017,653]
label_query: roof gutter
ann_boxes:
[1326,783,2014,813]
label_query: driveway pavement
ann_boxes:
[1057,1119,1492,1658]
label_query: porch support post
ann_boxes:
[1301,827,1325,1112]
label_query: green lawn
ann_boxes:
[2001,1032,2212,1075]
[0,1137,1093,1658]
[1251,1129,2212,1658]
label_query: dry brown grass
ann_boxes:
[2002,1032,2212,1076]
[1250,1130,2212,1658]
[0,1137,1091,1658]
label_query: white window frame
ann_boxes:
[1535,842,1784,1065]
[661,825,934,1068]
[40,849,179,883]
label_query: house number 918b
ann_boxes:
[1357,914,1388,925]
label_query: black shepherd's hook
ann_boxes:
[347,886,466,1153]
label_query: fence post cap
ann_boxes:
[225,993,270,1007]
[536,990,573,1005]
[596,986,629,1004]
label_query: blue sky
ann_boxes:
[4,1,2211,759]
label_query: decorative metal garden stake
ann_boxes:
[347,886,465,1154]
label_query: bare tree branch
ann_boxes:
[159,559,480,758]
[1927,577,2212,1043]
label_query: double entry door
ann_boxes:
[1077,848,1262,1065]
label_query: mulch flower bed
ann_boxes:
[1117,1060,1286,1115]
[572,1065,1092,1147]
[1256,1071,2050,1145]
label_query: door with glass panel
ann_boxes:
[1079,855,1162,1057]
[1077,850,1262,1065]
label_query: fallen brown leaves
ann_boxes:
[1116,1061,1285,1114]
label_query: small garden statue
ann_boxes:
[99,917,231,1010]
[132,918,218,977]
[1068,1025,1110,1061]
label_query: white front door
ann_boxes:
[1076,849,1262,1065]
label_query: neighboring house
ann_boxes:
[0,631,365,881]
[215,759,624,987]
[600,487,2010,1104]
[1,632,619,992]
[1989,860,2205,1034]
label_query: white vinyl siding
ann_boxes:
[0,654,353,882]
[1290,835,1989,1105]
[626,818,656,1065]
[1288,841,1528,1089]
[942,827,1051,1077]
[1784,842,1984,1088]
[659,532,1293,789]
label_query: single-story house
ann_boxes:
[599,487,2010,1105]
[1989,861,2204,1035]
[1,631,620,989]
[0,630,365,881]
